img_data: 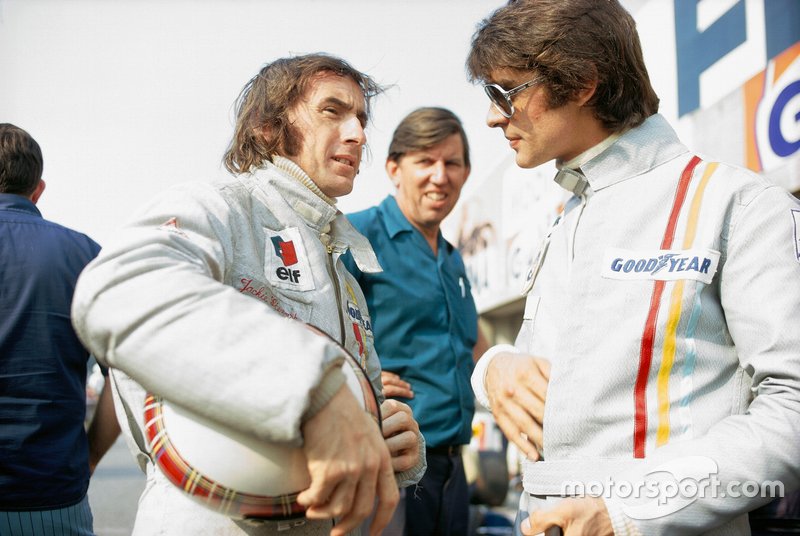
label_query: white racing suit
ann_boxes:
[473,114,800,535]
[72,157,425,535]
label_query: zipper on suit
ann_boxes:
[325,243,346,344]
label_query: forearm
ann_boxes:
[87,380,121,474]
[604,391,800,534]
[72,191,347,444]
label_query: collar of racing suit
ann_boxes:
[553,131,623,197]
[271,155,337,206]
[257,158,382,274]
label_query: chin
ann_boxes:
[516,153,548,169]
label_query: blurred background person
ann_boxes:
[345,107,488,536]
[0,123,120,535]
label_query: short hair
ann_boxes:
[223,53,384,175]
[467,0,659,132]
[0,123,43,196]
[387,107,471,168]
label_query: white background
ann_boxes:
[2,0,673,246]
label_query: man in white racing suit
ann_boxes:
[466,1,800,535]
[71,53,425,536]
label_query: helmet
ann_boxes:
[143,325,380,520]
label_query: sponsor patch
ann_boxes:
[792,209,800,263]
[602,248,720,284]
[344,282,372,333]
[264,228,315,291]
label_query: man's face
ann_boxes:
[388,133,470,236]
[283,72,367,198]
[485,68,594,168]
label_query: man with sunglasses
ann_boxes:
[467,1,800,535]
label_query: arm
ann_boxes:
[71,183,347,444]
[87,377,121,475]
[299,385,399,536]
[599,186,800,534]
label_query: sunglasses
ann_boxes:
[483,76,544,118]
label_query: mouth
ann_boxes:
[424,192,447,202]
[332,155,358,173]
[507,137,521,149]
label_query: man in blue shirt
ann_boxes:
[345,108,487,535]
[0,123,120,535]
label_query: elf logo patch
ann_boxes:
[602,248,720,284]
[264,227,315,291]
[271,236,298,266]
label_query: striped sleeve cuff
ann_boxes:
[302,365,347,422]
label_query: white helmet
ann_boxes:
[143,325,380,520]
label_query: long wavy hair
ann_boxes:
[223,53,383,175]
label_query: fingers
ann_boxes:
[299,385,391,531]
[368,456,400,536]
[496,388,544,446]
[381,371,413,399]
[330,471,378,536]
[524,498,614,536]
[385,431,418,472]
[380,400,417,437]
[523,509,561,535]
[494,410,540,461]
[301,468,358,520]
[380,400,420,472]
[485,353,550,458]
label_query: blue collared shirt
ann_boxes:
[0,193,100,509]
[344,195,478,447]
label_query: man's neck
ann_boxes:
[559,131,623,171]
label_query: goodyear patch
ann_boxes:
[602,248,720,284]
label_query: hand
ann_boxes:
[381,370,413,399]
[298,385,399,536]
[522,497,613,536]
[380,399,420,473]
[485,352,550,460]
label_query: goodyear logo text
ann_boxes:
[602,248,721,284]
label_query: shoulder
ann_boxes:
[132,176,258,227]
[347,204,382,233]
[35,217,101,258]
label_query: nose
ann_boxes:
[429,161,447,184]
[486,102,508,128]
[343,115,367,146]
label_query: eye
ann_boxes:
[322,107,339,116]
[416,158,433,166]
[446,160,463,168]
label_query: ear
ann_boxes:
[385,158,401,188]
[30,179,46,204]
[576,77,599,107]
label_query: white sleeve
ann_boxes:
[71,183,345,446]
